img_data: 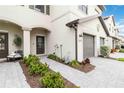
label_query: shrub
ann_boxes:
[119,49,124,53]
[100,46,110,57]
[47,54,63,62]
[24,55,40,66]
[116,58,124,62]
[40,72,65,88]
[29,62,49,75]
[23,56,27,63]
[115,45,121,49]
[69,60,80,68]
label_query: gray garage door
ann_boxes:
[83,34,94,58]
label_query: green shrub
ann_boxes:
[119,49,124,53]
[115,45,121,49]
[24,55,40,66]
[23,56,27,64]
[69,60,80,68]
[116,58,124,62]
[29,62,49,75]
[47,54,62,62]
[100,46,110,57]
[40,72,65,88]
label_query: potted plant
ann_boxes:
[13,34,22,47]
[115,45,120,52]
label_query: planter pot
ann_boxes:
[116,49,120,52]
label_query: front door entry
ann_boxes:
[36,36,45,54]
[0,32,8,58]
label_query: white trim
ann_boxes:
[0,30,8,33]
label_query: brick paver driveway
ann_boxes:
[41,56,124,88]
[0,62,30,88]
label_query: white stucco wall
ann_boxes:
[47,5,105,61]
[0,6,52,30]
[0,22,23,54]
[0,5,105,59]
[47,13,76,60]
[107,37,113,49]
[77,18,107,61]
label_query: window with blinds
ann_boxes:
[29,5,50,15]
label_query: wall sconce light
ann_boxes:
[79,34,83,37]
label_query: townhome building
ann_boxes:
[103,15,121,49]
[0,5,109,62]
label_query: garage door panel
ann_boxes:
[83,34,94,58]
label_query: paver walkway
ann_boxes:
[41,56,124,88]
[0,62,30,88]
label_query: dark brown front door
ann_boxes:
[0,32,8,58]
[36,36,45,54]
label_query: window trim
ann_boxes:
[29,5,50,15]
[78,5,88,14]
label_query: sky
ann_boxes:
[102,5,124,36]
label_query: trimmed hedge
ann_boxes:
[40,72,65,88]
[69,60,80,68]
[47,54,64,62]
[100,46,110,57]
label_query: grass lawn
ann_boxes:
[119,49,124,53]
[116,58,124,62]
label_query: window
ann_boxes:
[46,5,50,15]
[35,5,45,13]
[78,5,88,14]
[29,5,50,15]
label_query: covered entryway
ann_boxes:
[30,27,49,55]
[0,20,23,58]
[0,32,8,58]
[83,34,95,58]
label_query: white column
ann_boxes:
[22,27,32,57]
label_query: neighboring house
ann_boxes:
[103,15,121,49]
[0,5,112,62]
[118,35,124,47]
[48,5,108,61]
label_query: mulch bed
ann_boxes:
[48,59,96,73]
[77,63,95,73]
[19,61,77,88]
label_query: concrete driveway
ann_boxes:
[41,56,124,88]
[0,62,30,88]
[109,52,124,59]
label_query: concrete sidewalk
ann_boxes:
[109,52,124,59]
[41,56,124,88]
[0,62,30,88]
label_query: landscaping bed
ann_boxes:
[20,55,77,88]
[47,54,95,73]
